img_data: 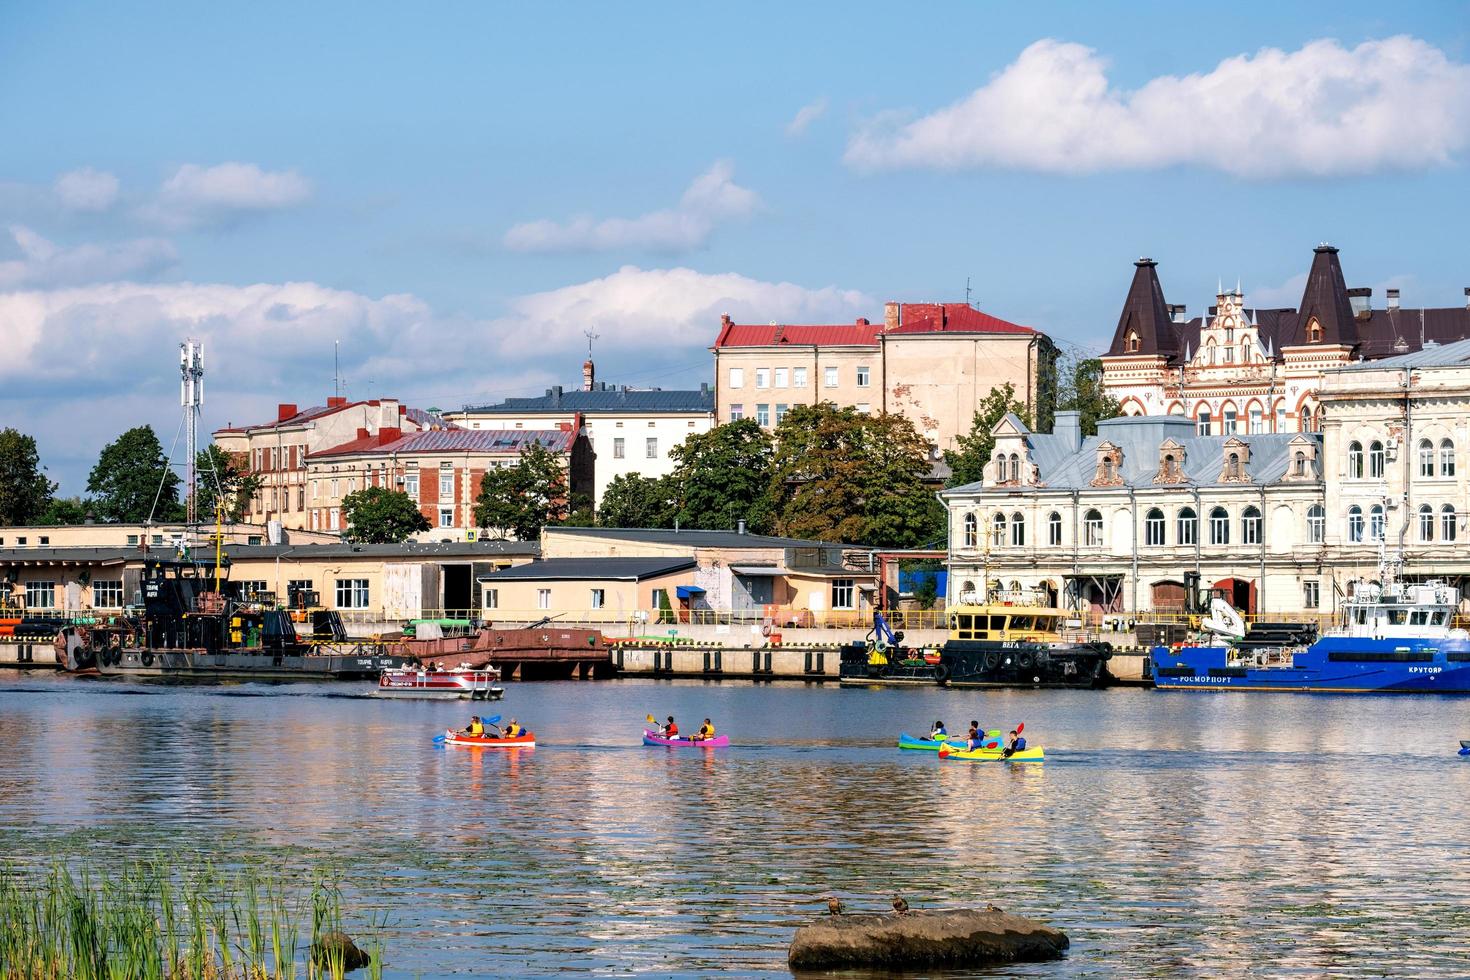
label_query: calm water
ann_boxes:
[1,673,1468,978]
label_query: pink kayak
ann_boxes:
[642,729,729,748]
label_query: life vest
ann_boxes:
[468,721,484,736]
[699,724,715,737]
[665,723,679,737]
[505,723,521,737]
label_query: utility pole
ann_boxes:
[180,339,204,525]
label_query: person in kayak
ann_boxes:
[966,720,982,750]
[692,718,716,741]
[660,716,680,740]
[503,719,523,738]
[1003,729,1021,758]
[466,716,484,737]
[929,720,948,741]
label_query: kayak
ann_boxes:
[898,731,1003,751]
[938,744,1044,762]
[442,729,535,748]
[643,730,729,748]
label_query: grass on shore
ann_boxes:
[0,861,383,980]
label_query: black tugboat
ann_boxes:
[55,556,408,682]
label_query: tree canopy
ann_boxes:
[944,383,1029,488]
[668,419,775,533]
[341,486,430,543]
[0,428,56,526]
[194,444,263,523]
[87,426,181,522]
[597,473,677,529]
[34,496,92,526]
[1056,353,1122,436]
[473,442,569,540]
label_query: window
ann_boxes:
[774,367,789,388]
[1222,409,1237,435]
[823,366,838,388]
[151,535,163,545]
[127,534,139,545]
[483,588,498,610]
[24,581,55,609]
[1009,454,1021,482]
[756,404,770,427]
[439,467,453,497]
[287,580,314,604]
[1248,407,1263,434]
[991,512,1007,547]
[1125,330,1140,353]
[238,580,269,600]
[38,536,48,545]
[335,579,369,609]
[589,588,605,609]
[1369,504,1385,542]
[1011,512,1025,547]
[93,580,124,608]
[1419,504,1435,542]
[1145,508,1165,546]
[832,579,855,609]
[856,366,870,388]
[1177,507,1197,546]
[1083,509,1103,548]
[1419,439,1435,478]
[854,403,870,414]
[646,437,658,459]
[1348,441,1363,479]
[962,513,977,548]
[1443,505,1458,542]
[1047,512,1062,547]
[439,507,454,528]
[1209,507,1230,545]
[613,437,625,459]
[331,479,339,498]
[755,368,770,389]
[1441,439,1456,476]
[729,403,744,421]
[1347,505,1364,543]
[729,368,744,389]
[297,488,305,511]
[1303,581,1320,609]
[1196,410,1211,435]
[793,367,807,388]
[774,404,789,424]
[1368,441,1385,479]
[1307,505,1325,544]
[1242,506,1262,545]
[406,471,419,500]
[537,588,551,609]
[1276,406,1287,432]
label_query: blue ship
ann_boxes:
[1152,570,1470,694]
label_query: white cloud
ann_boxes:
[0,225,177,289]
[1247,273,1309,309]
[503,161,761,253]
[785,97,828,137]
[54,168,120,212]
[846,36,1470,179]
[144,162,313,229]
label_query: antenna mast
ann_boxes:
[180,339,204,525]
[334,340,341,399]
[965,276,973,307]
[584,328,599,359]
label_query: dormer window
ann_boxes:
[1307,317,1323,343]
[1125,330,1141,353]
[1091,442,1124,487]
[1219,438,1253,483]
[1154,439,1187,485]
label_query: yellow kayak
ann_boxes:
[938,744,1045,762]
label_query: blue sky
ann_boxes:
[2,1,1468,494]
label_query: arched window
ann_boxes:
[962,513,977,548]
[1419,504,1434,542]
[1083,509,1103,548]
[1347,505,1364,543]
[1441,439,1456,477]
[1126,330,1140,353]
[992,451,1006,479]
[991,512,1007,548]
[1240,339,1250,364]
[1443,505,1458,542]
[1348,441,1363,479]
[1209,507,1230,545]
[1177,507,1198,545]
[1009,453,1021,482]
[1307,505,1325,544]
[1242,506,1262,545]
[1307,318,1322,343]
[1419,439,1435,478]
[1145,508,1165,547]
[1225,452,1243,481]
[961,580,976,600]
[1369,504,1385,542]
[1294,451,1308,477]
[1368,441,1385,479]
[1047,511,1062,547]
[1011,512,1025,547]
[1102,457,1115,482]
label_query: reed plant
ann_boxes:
[0,861,379,980]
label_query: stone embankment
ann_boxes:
[789,907,1069,970]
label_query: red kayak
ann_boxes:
[442,729,535,748]
[642,729,729,748]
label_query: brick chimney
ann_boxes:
[356,427,369,440]
[327,396,347,408]
[277,403,298,422]
[583,359,595,391]
[884,302,900,331]
[377,427,401,446]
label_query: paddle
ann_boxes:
[646,713,680,740]
[434,714,503,742]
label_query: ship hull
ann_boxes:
[940,641,1113,689]
[1152,638,1470,693]
[97,648,410,682]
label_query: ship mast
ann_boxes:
[180,340,204,528]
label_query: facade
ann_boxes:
[445,366,714,507]
[712,302,1055,454]
[0,522,335,550]
[476,557,699,624]
[1101,246,1470,435]
[213,397,444,530]
[303,427,592,538]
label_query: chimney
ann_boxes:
[378,399,400,429]
[856,317,869,326]
[327,396,347,408]
[355,427,369,440]
[376,426,401,446]
[1464,287,1469,310]
[720,313,732,330]
[1053,411,1083,453]
[1167,304,1187,323]
[277,403,298,421]
[1347,287,1372,319]
[583,359,595,391]
[736,519,747,535]
[884,302,900,331]
[1387,288,1400,310]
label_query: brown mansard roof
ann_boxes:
[1108,259,1178,359]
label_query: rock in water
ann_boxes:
[311,931,372,972]
[788,908,1068,970]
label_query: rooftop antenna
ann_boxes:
[334,340,341,400]
[583,328,599,359]
[180,339,204,526]
[965,276,973,307]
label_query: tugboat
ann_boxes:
[1152,551,1470,693]
[838,612,943,686]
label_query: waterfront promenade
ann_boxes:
[1,673,1466,977]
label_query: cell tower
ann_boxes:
[180,339,204,525]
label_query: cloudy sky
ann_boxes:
[3,2,1469,493]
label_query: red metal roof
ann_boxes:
[310,428,575,459]
[884,303,1036,336]
[713,304,1035,349]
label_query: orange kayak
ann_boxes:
[442,729,535,748]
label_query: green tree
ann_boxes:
[597,474,677,529]
[561,493,597,528]
[0,428,56,526]
[859,411,946,548]
[34,496,92,526]
[944,383,1029,488]
[1056,352,1122,436]
[87,426,181,522]
[473,442,569,540]
[340,486,430,543]
[668,419,775,533]
[194,444,263,523]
